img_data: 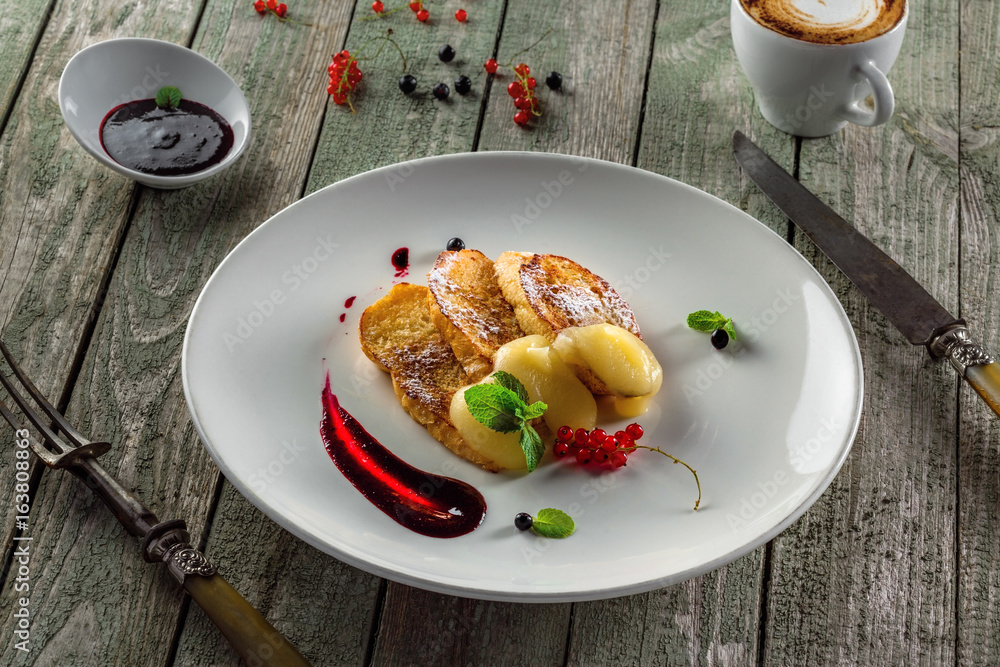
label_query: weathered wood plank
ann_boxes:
[0,0,54,130]
[567,0,795,663]
[305,0,509,195]
[475,0,656,161]
[957,0,1000,663]
[0,0,370,664]
[0,0,200,627]
[763,0,960,663]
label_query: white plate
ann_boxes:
[182,152,862,602]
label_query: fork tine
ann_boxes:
[0,340,90,449]
[0,364,74,455]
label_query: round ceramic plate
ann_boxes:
[182,152,862,602]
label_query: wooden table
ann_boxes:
[1,0,995,664]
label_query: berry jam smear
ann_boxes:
[320,377,486,538]
[100,99,234,177]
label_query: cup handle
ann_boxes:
[839,60,894,127]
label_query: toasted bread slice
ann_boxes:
[427,249,523,382]
[358,283,500,472]
[494,252,642,394]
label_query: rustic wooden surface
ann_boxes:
[0,0,994,665]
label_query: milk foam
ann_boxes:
[740,0,905,44]
[787,0,882,29]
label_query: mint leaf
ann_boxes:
[464,372,550,472]
[464,384,523,433]
[723,319,738,341]
[519,424,545,472]
[491,370,529,404]
[530,508,575,538]
[155,86,182,109]
[521,400,548,421]
[687,310,737,340]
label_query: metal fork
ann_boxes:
[0,340,311,666]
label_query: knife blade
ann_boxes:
[733,130,1000,418]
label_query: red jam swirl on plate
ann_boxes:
[320,378,486,538]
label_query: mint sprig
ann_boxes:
[464,371,548,472]
[686,310,737,341]
[530,508,575,538]
[155,86,182,109]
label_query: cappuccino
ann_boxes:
[739,0,905,45]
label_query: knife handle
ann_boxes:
[183,572,313,667]
[964,363,1000,417]
[931,326,1000,418]
[143,524,312,666]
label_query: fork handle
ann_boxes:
[184,572,313,667]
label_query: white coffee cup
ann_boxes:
[730,0,907,137]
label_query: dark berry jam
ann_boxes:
[100,99,234,176]
[344,296,356,308]
[391,247,409,277]
[320,378,486,538]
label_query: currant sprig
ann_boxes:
[254,0,288,18]
[553,423,702,510]
[327,30,408,112]
[253,0,313,23]
[482,29,554,127]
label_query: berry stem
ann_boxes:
[630,445,702,510]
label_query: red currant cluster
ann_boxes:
[254,0,287,17]
[553,423,645,469]
[483,59,542,127]
[408,1,429,22]
[327,50,362,108]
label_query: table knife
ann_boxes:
[732,130,1000,418]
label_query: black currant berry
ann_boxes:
[438,44,456,63]
[432,82,450,100]
[398,74,417,94]
[545,71,563,90]
[446,237,465,251]
[514,513,533,531]
[710,329,729,350]
[454,75,472,95]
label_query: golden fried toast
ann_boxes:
[493,252,642,394]
[358,283,501,472]
[427,249,523,382]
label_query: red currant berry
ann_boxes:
[614,430,629,444]
[575,448,593,465]
[254,0,266,12]
[507,81,524,98]
[455,8,467,22]
[484,58,498,74]
[409,1,421,10]
[416,8,429,21]
[332,91,348,105]
[526,77,537,89]
[588,429,607,446]
[275,2,287,16]
[265,0,276,9]
[554,442,571,458]
[574,428,589,445]
[557,426,574,442]
[626,423,644,440]
[600,436,617,452]
[372,0,383,12]
[514,63,529,77]
[611,451,628,468]
[514,96,532,110]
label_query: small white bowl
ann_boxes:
[58,38,251,189]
